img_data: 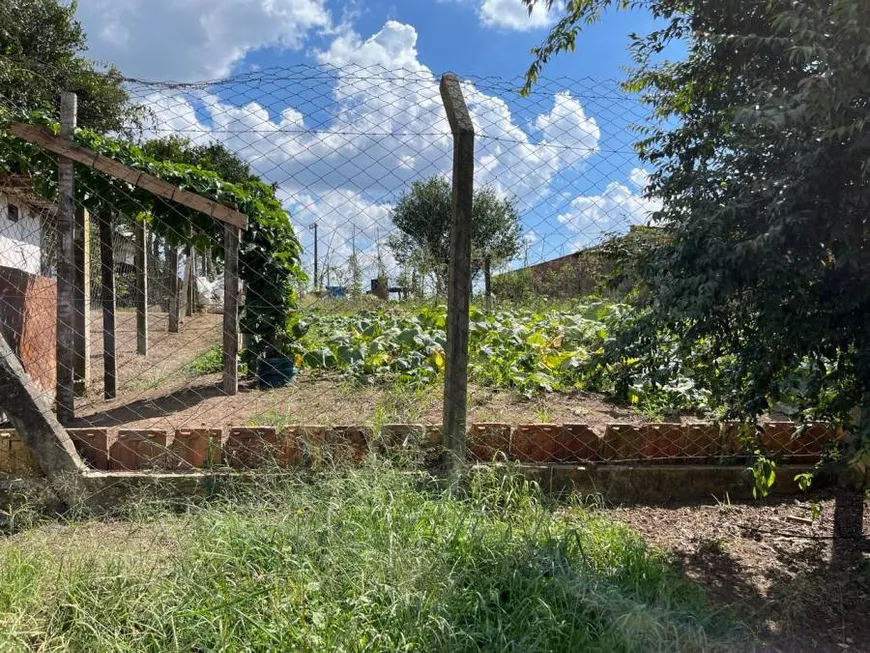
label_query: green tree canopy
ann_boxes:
[524,0,870,505]
[0,0,135,131]
[143,136,258,185]
[387,176,522,290]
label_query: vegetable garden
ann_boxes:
[298,300,708,420]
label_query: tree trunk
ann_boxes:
[832,489,866,565]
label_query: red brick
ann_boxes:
[225,427,278,469]
[0,429,12,473]
[639,424,684,461]
[68,427,109,470]
[601,424,643,462]
[110,430,168,471]
[326,426,370,463]
[511,424,560,462]
[721,422,756,455]
[7,431,40,476]
[0,267,57,393]
[557,424,600,463]
[683,423,727,460]
[171,428,222,469]
[424,424,442,447]
[762,422,837,463]
[295,425,328,466]
[468,423,511,462]
[381,424,426,448]
[278,427,302,467]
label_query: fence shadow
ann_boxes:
[667,512,869,652]
[72,382,229,428]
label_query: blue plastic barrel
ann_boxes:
[257,355,297,389]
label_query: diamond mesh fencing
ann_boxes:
[0,58,837,474]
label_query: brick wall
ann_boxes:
[0,265,57,394]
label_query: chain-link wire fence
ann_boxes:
[0,58,838,474]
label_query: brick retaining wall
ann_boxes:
[0,421,840,475]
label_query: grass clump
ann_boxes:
[182,345,224,374]
[0,466,738,651]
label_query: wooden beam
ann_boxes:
[55,93,76,423]
[134,219,148,356]
[9,123,249,229]
[484,255,493,311]
[223,224,240,395]
[0,330,87,480]
[440,73,475,471]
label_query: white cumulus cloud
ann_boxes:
[75,0,332,80]
[628,166,651,190]
[134,19,611,278]
[479,0,559,30]
[557,171,662,237]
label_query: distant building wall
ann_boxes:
[525,252,582,278]
[0,195,43,275]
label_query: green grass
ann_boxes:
[182,345,224,375]
[0,466,739,651]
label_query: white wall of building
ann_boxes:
[0,195,42,275]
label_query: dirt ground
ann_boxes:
[604,494,870,652]
[74,309,654,434]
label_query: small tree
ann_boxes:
[143,136,256,184]
[347,251,362,298]
[387,176,522,293]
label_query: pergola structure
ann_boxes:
[9,103,247,420]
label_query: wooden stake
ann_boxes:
[55,92,76,422]
[167,244,180,333]
[440,74,475,470]
[223,224,240,395]
[182,244,192,317]
[0,330,86,479]
[97,210,116,399]
[134,219,148,356]
[484,255,493,311]
[73,205,90,395]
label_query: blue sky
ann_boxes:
[73,0,673,278]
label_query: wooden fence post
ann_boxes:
[223,224,240,395]
[97,210,116,399]
[440,73,474,471]
[484,255,492,311]
[134,219,148,356]
[186,246,196,316]
[181,244,192,317]
[72,207,90,396]
[55,92,77,422]
[167,244,180,332]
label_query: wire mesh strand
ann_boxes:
[3,56,831,474]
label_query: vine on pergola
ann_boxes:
[0,110,306,357]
